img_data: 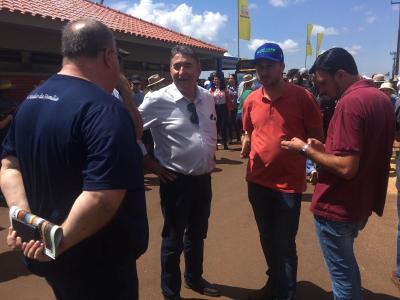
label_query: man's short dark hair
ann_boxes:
[61,18,115,58]
[310,48,358,76]
[170,45,200,64]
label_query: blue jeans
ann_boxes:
[159,173,212,298]
[396,193,400,278]
[306,158,316,176]
[248,182,301,300]
[314,215,367,300]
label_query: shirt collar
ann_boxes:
[259,82,290,103]
[169,82,201,103]
[341,79,374,98]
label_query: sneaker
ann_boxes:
[248,281,273,300]
[391,271,400,291]
[184,277,220,297]
[309,170,318,185]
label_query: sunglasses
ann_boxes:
[187,103,199,124]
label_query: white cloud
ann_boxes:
[249,3,258,9]
[345,45,361,56]
[352,5,365,12]
[366,15,377,24]
[120,0,227,42]
[269,0,286,7]
[110,1,130,11]
[350,5,378,25]
[224,52,233,57]
[312,24,339,36]
[268,0,304,7]
[366,11,377,24]
[248,38,299,53]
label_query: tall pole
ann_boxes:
[237,0,240,58]
[391,1,400,78]
[391,51,397,79]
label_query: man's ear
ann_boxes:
[103,49,114,68]
[335,69,346,80]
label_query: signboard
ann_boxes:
[220,56,240,70]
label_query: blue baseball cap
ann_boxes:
[252,43,284,63]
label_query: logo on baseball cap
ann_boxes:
[253,43,284,63]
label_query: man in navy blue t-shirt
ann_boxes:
[2,18,148,300]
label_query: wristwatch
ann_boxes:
[300,144,309,156]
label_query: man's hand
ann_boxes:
[154,165,176,183]
[281,137,306,152]
[7,226,22,250]
[240,134,251,158]
[307,138,325,152]
[22,240,51,262]
[143,156,176,182]
[7,227,51,262]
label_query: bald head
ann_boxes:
[61,18,115,58]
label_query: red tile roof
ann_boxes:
[0,0,226,54]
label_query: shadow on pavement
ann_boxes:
[213,167,223,173]
[301,193,313,202]
[0,250,31,282]
[199,281,399,300]
[144,175,160,191]
[216,157,243,165]
[363,289,400,300]
[296,281,399,300]
[296,281,332,299]
[212,283,255,300]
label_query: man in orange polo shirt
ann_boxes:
[241,43,323,300]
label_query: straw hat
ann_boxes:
[243,74,255,83]
[379,82,394,92]
[372,74,385,83]
[0,80,15,90]
[147,74,165,87]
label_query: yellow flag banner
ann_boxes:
[306,23,313,56]
[239,0,251,41]
[316,32,324,57]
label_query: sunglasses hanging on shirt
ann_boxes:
[187,102,199,124]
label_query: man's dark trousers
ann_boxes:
[45,254,138,300]
[160,172,212,298]
[248,182,301,300]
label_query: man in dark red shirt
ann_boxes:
[241,43,323,300]
[281,48,395,300]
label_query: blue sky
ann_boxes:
[102,0,398,77]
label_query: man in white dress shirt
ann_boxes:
[139,45,219,300]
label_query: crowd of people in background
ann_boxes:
[1,17,400,300]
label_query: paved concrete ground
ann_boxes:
[0,144,399,299]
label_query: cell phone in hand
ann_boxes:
[12,218,41,242]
